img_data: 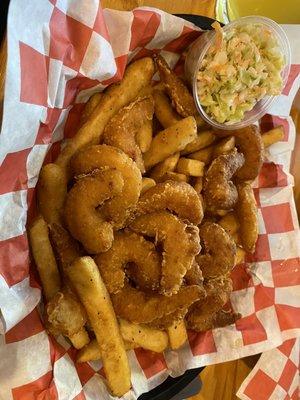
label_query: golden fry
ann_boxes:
[141,177,156,194]
[119,319,168,353]
[189,146,213,164]
[56,57,155,170]
[138,83,165,97]
[143,116,197,170]
[159,171,188,183]
[176,158,205,177]
[153,89,181,128]
[234,247,246,265]
[232,232,242,246]
[218,212,239,236]
[213,136,235,158]
[136,119,153,153]
[181,130,216,155]
[138,85,154,97]
[80,92,103,126]
[67,257,131,397]
[236,183,258,253]
[77,338,102,363]
[167,320,188,350]
[192,177,203,193]
[77,338,137,363]
[29,216,61,301]
[150,153,180,182]
[48,224,90,349]
[49,223,82,275]
[37,163,67,225]
[262,126,284,148]
[69,328,90,350]
[215,209,229,217]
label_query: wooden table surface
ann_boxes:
[0,1,299,399]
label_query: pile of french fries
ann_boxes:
[28,55,284,397]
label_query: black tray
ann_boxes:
[0,0,9,42]
[138,367,202,400]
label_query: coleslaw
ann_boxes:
[196,22,285,124]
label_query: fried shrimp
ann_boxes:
[184,261,203,286]
[103,96,154,173]
[64,169,124,254]
[234,125,264,182]
[214,125,264,181]
[45,288,87,337]
[236,183,258,253]
[136,180,203,225]
[196,222,236,279]
[130,212,200,296]
[55,57,155,170]
[94,231,161,294]
[111,283,202,324]
[186,276,234,331]
[153,54,200,121]
[213,310,241,328]
[70,145,142,229]
[148,308,189,330]
[203,149,245,212]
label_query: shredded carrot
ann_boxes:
[212,21,223,51]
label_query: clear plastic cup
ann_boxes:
[185,16,291,130]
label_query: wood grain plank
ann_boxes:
[189,360,252,400]
[291,91,300,216]
[102,0,216,17]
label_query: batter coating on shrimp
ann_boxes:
[196,222,236,279]
[70,145,142,229]
[111,283,202,324]
[130,211,200,296]
[136,180,203,225]
[234,125,264,182]
[236,183,258,253]
[212,126,263,181]
[203,149,245,212]
[154,54,198,118]
[45,288,87,337]
[64,169,124,254]
[186,276,237,331]
[94,231,161,294]
[184,261,203,286]
[103,96,154,173]
[148,308,189,330]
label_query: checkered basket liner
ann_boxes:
[0,1,300,399]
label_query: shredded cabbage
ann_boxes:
[197,23,285,124]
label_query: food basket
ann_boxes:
[0,2,300,399]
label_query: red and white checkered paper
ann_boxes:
[237,338,300,400]
[0,1,300,399]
